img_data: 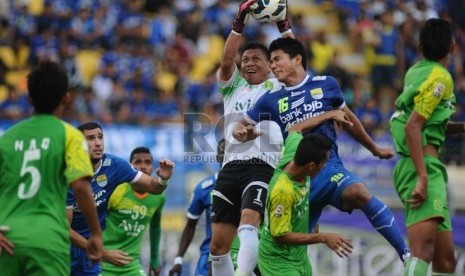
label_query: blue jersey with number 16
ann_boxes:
[246,75,345,162]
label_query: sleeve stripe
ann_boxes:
[187,212,201,219]
[130,171,143,183]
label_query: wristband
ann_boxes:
[174,256,183,265]
[158,176,169,186]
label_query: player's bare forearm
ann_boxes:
[290,110,352,133]
[177,218,199,257]
[70,227,89,249]
[341,106,378,152]
[405,113,428,181]
[71,178,102,238]
[219,31,242,82]
[274,232,324,245]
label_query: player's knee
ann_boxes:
[210,241,228,256]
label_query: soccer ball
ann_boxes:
[250,0,287,23]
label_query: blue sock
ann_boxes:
[361,196,410,262]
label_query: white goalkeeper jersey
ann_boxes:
[217,67,283,168]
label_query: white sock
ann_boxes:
[236,224,259,275]
[211,252,234,276]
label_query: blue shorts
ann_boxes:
[308,160,362,232]
[195,252,210,276]
[71,245,101,276]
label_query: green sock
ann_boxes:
[404,257,429,276]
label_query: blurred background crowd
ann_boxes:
[1,0,465,163]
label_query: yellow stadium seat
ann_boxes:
[0,46,16,69]
[28,0,44,16]
[0,46,30,70]
[155,70,177,92]
[76,50,102,86]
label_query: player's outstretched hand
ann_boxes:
[322,233,353,258]
[232,0,258,34]
[103,249,133,266]
[373,147,394,160]
[168,264,182,276]
[233,124,262,142]
[87,235,103,263]
[0,226,14,255]
[156,159,175,181]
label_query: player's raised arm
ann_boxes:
[132,158,174,194]
[275,0,294,38]
[219,0,257,82]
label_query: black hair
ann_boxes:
[294,133,332,166]
[77,122,103,133]
[419,18,454,61]
[130,147,152,162]
[269,37,307,70]
[240,42,271,61]
[27,61,69,114]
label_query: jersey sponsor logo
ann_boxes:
[310,88,323,100]
[279,100,324,127]
[291,90,306,97]
[274,205,283,218]
[234,99,253,112]
[96,174,108,187]
[433,82,445,98]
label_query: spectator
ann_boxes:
[0,85,31,121]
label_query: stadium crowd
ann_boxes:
[0,0,465,162]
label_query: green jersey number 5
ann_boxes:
[18,148,42,199]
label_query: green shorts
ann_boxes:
[0,247,69,276]
[393,156,452,231]
[258,258,311,276]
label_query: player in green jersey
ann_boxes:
[101,147,166,276]
[390,18,463,275]
[0,61,102,275]
[259,110,354,276]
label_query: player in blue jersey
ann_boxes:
[169,140,225,276]
[66,122,174,276]
[234,37,410,263]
